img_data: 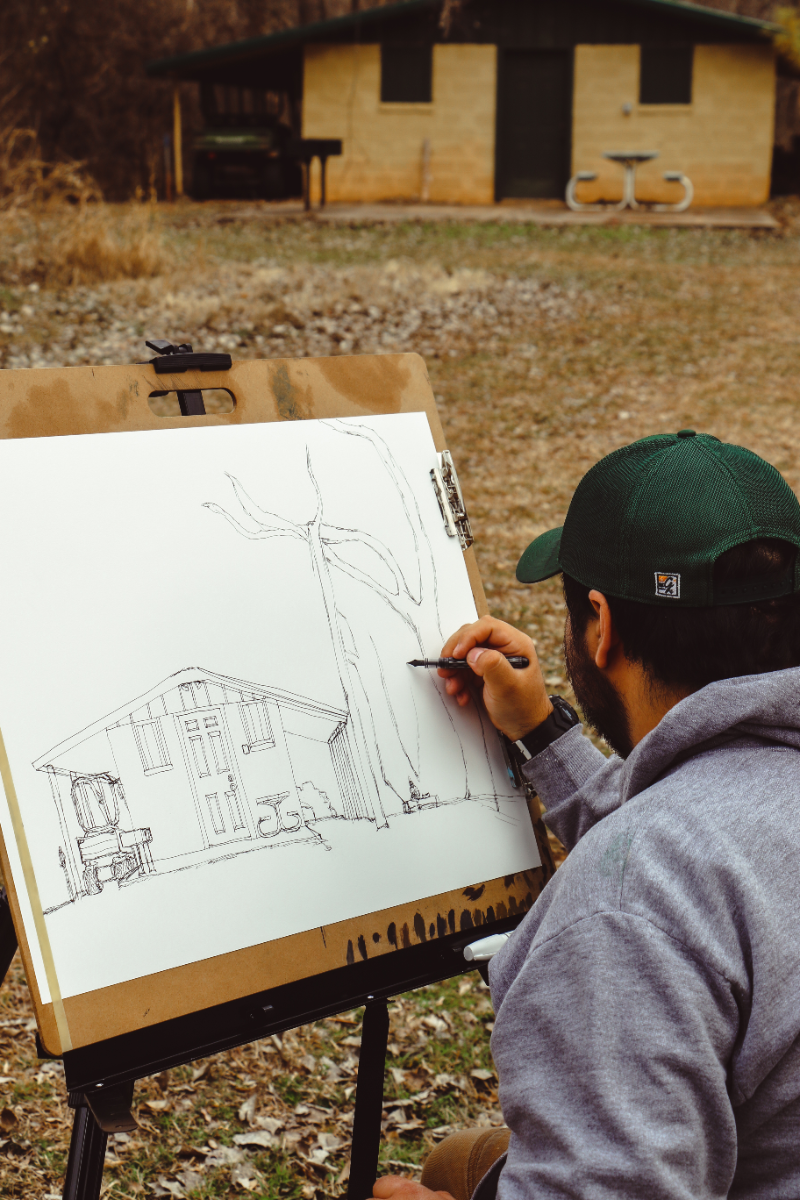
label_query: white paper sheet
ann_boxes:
[0,412,539,1001]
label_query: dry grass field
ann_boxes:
[0,201,799,1197]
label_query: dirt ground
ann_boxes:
[1,202,800,1197]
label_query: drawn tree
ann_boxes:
[205,419,495,827]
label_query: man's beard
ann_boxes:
[564,618,634,759]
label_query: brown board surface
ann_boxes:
[0,352,553,1054]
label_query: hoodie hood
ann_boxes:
[619,666,800,804]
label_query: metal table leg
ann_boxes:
[319,154,329,208]
[619,162,638,210]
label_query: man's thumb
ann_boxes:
[467,647,510,679]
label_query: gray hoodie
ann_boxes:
[488,668,800,1200]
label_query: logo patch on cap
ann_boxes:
[655,572,680,599]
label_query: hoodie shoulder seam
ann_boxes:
[523,908,738,992]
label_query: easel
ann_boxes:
[0,884,521,1200]
[0,344,553,1200]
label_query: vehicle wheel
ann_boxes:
[193,156,211,201]
[260,159,284,200]
[83,863,103,896]
[283,159,303,200]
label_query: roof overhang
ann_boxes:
[146,0,776,82]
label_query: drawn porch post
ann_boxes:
[45,766,81,899]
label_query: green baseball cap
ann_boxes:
[516,430,800,606]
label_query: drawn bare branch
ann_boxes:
[203,419,505,823]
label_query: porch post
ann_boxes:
[172,82,184,198]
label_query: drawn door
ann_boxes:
[178,708,251,846]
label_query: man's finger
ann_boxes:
[465,647,514,680]
[441,620,488,658]
[372,1177,440,1200]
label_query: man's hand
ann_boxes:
[371,1176,455,1200]
[439,617,553,741]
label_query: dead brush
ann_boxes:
[0,128,171,287]
[42,204,169,286]
[2,203,171,287]
[0,127,99,210]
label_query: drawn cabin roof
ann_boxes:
[33,668,348,773]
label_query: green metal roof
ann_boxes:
[146,0,776,80]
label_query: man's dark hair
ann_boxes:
[563,538,800,690]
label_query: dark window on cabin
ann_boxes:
[639,46,693,105]
[380,45,433,103]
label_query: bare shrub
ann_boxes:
[49,206,166,285]
[0,128,168,287]
[1,204,170,287]
[0,128,100,211]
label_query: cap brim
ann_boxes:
[516,527,563,583]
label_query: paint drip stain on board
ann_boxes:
[344,890,534,966]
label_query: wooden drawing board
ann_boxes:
[0,352,554,1065]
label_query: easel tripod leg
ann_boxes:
[0,889,107,1199]
[62,1093,108,1200]
[347,996,390,1200]
[0,887,18,985]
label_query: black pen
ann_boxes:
[408,655,530,670]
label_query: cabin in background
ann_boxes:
[148,0,778,207]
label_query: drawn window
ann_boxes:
[186,719,199,732]
[134,718,172,775]
[189,736,211,778]
[639,46,693,105]
[240,700,275,753]
[380,45,433,103]
[209,731,229,773]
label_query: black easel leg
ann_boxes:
[0,887,18,985]
[0,890,106,1199]
[347,997,389,1200]
[62,1094,107,1200]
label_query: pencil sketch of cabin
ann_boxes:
[33,668,361,910]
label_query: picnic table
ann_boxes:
[566,150,693,213]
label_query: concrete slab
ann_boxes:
[313,201,779,229]
[189,198,779,230]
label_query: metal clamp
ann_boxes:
[146,340,232,375]
[83,1080,137,1133]
[431,450,474,550]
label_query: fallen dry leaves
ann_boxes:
[0,962,502,1199]
[2,201,800,1194]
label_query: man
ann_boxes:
[373,430,800,1200]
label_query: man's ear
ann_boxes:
[587,590,620,670]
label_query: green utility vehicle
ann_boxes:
[192,84,302,201]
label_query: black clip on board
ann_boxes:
[0,342,526,1200]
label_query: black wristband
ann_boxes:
[510,696,580,763]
